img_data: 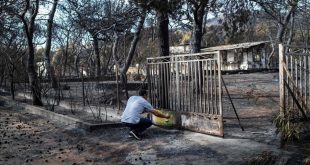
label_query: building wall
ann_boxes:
[240,52,249,70]
[127,66,146,76]
[169,43,269,71]
[170,45,190,54]
[221,50,240,70]
[220,46,267,71]
[247,51,253,69]
[261,48,266,68]
[227,51,235,62]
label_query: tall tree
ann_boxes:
[185,0,217,53]
[120,8,147,98]
[250,0,299,68]
[136,0,180,108]
[68,0,139,78]
[221,0,251,43]
[0,16,27,100]
[44,0,58,88]
[152,0,171,108]
[251,0,299,43]
[157,0,170,57]
[136,0,176,56]
[178,0,218,93]
[67,0,105,77]
[17,0,43,105]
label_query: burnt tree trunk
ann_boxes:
[276,2,297,43]
[112,32,120,111]
[9,67,15,100]
[20,0,43,106]
[286,11,295,46]
[27,39,43,106]
[44,0,58,88]
[157,11,169,57]
[157,1,170,109]
[191,5,205,53]
[267,41,275,69]
[191,1,207,93]
[120,9,146,99]
[92,34,101,78]
[74,51,80,77]
[4,55,16,100]
[112,33,120,66]
[62,29,70,77]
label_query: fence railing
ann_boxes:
[279,44,310,119]
[147,51,222,115]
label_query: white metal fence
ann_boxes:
[147,51,222,115]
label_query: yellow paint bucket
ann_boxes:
[152,109,176,127]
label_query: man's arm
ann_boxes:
[149,109,170,119]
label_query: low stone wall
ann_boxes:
[0,95,125,132]
[16,92,122,121]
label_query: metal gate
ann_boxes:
[147,51,223,136]
[279,44,310,119]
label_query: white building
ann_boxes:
[201,41,270,71]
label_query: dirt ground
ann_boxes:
[1,72,310,165]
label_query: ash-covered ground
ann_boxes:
[1,72,309,165]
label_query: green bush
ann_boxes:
[274,109,303,142]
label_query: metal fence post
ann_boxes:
[217,51,222,116]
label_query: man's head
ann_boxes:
[138,89,148,99]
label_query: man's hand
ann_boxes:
[164,114,170,119]
[151,109,171,119]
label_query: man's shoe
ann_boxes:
[129,131,141,140]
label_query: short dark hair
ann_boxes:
[138,89,147,96]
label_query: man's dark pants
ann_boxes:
[124,118,152,134]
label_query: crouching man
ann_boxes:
[121,89,170,140]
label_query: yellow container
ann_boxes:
[152,109,176,127]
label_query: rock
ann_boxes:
[76,144,84,152]
[63,128,86,137]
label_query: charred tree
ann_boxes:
[92,33,101,77]
[157,0,170,109]
[120,9,146,99]
[19,0,43,106]
[44,0,58,88]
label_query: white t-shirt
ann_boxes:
[121,96,154,124]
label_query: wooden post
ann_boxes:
[279,44,285,116]
[146,60,151,101]
[81,65,85,106]
[116,63,120,112]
